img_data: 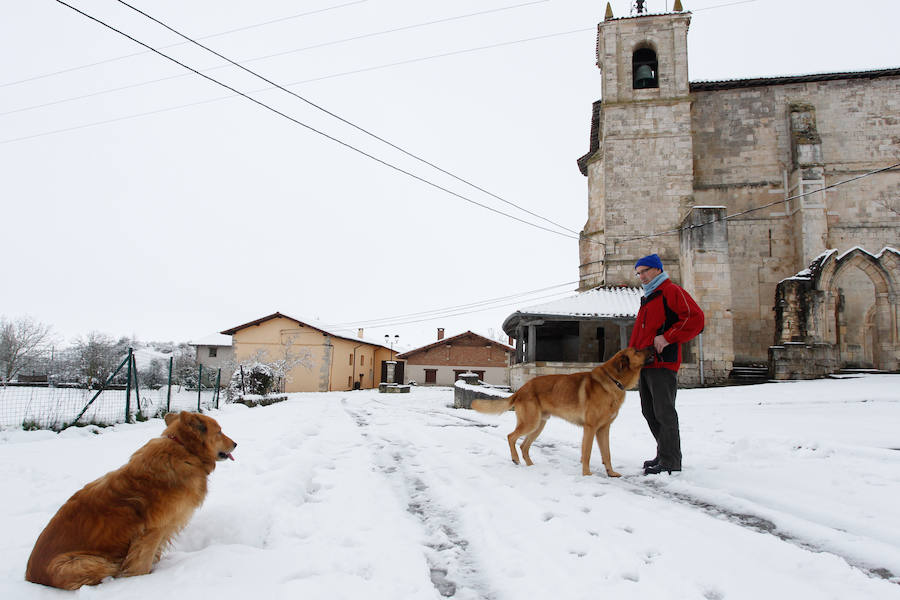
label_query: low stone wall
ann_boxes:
[768,342,838,380]
[378,383,411,394]
[234,394,288,407]
[452,379,511,409]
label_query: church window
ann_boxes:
[632,47,659,89]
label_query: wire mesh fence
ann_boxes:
[0,348,223,431]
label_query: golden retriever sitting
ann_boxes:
[472,347,653,477]
[25,411,236,590]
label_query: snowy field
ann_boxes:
[1,374,899,599]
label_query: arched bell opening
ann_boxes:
[632,47,659,89]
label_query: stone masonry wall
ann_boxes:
[690,75,900,365]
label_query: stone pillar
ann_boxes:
[788,103,828,269]
[526,324,537,363]
[679,206,734,384]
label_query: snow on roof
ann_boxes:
[517,286,642,319]
[189,332,233,347]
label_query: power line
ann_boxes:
[50,0,583,243]
[327,288,581,330]
[609,161,900,247]
[0,25,591,150]
[0,0,368,89]
[2,1,554,118]
[326,280,580,328]
[115,0,581,237]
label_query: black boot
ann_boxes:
[644,464,681,475]
[642,456,659,469]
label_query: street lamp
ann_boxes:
[384,334,399,362]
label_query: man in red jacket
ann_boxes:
[628,253,705,475]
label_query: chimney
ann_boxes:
[437,328,445,341]
[358,328,364,339]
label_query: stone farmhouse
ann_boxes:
[397,329,513,387]
[508,2,899,387]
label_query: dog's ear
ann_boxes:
[164,412,177,426]
[193,419,208,434]
[179,411,208,434]
[617,353,629,371]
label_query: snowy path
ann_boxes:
[1,375,899,599]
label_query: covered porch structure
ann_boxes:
[502,287,642,391]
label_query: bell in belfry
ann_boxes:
[634,64,655,88]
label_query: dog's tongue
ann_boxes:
[226,453,235,461]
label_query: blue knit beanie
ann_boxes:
[634,253,663,272]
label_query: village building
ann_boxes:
[220,312,397,393]
[397,329,513,387]
[505,1,899,388]
[188,332,235,384]
[503,286,644,390]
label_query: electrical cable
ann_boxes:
[1,1,548,96]
[607,161,900,247]
[325,288,581,330]
[50,0,583,243]
[326,280,580,328]
[115,0,582,236]
[0,0,368,89]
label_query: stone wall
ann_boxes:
[689,75,900,366]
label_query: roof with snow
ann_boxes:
[503,286,642,333]
[189,332,233,347]
[220,312,392,350]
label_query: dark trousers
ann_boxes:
[639,368,681,469]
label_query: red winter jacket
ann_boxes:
[629,278,705,372]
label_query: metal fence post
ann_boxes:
[68,352,131,429]
[197,363,202,412]
[125,347,133,424]
[214,368,221,409]
[166,356,173,413]
[132,353,142,415]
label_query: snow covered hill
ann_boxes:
[2,375,899,599]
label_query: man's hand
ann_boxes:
[653,334,669,354]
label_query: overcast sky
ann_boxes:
[2,0,898,351]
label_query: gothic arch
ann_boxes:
[771,248,899,377]
[814,248,899,371]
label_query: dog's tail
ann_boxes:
[470,392,515,414]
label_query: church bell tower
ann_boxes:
[578,1,694,289]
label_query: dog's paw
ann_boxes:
[606,470,622,478]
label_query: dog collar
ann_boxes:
[607,373,624,390]
[167,434,185,447]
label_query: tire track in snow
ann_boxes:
[534,439,898,584]
[341,399,497,600]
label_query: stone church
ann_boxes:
[506,2,899,387]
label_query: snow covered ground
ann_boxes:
[1,374,899,599]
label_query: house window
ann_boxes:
[360,355,365,366]
[425,369,437,384]
[349,354,353,365]
[208,347,217,358]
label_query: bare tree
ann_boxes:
[74,331,118,389]
[0,316,54,383]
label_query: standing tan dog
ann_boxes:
[25,411,237,590]
[472,347,653,476]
